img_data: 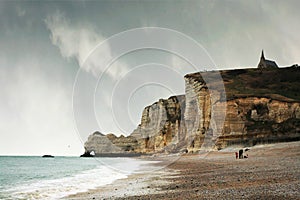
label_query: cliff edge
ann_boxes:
[83,65,300,156]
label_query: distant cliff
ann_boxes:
[83,66,300,156]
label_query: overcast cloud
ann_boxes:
[0,0,299,155]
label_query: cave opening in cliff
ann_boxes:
[145,136,150,149]
[163,132,167,147]
[191,139,195,148]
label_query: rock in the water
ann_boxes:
[80,151,94,157]
[42,155,54,158]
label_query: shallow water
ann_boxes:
[0,156,154,199]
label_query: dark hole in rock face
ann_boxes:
[191,140,195,148]
[254,103,269,115]
[246,110,252,120]
[125,145,132,151]
[201,127,206,134]
[145,136,150,149]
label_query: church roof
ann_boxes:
[264,59,278,68]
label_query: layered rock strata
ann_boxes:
[83,66,300,155]
[130,95,186,153]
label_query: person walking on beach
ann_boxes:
[235,152,238,159]
[239,149,244,159]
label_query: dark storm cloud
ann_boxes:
[0,0,299,155]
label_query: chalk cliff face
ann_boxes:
[130,95,186,153]
[184,67,300,151]
[216,97,300,149]
[183,72,227,152]
[83,66,300,155]
[84,132,138,155]
[84,132,122,154]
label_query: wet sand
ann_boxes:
[65,141,300,200]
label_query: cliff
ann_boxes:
[130,95,186,153]
[184,66,300,151]
[83,66,300,155]
[217,97,300,149]
[83,131,139,156]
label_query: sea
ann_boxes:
[0,156,156,200]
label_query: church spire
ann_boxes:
[261,50,265,60]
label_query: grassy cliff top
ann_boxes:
[185,66,300,102]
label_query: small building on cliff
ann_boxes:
[257,50,278,69]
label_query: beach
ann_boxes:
[66,141,300,200]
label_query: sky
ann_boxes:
[0,0,299,156]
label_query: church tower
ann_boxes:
[261,50,265,60]
[257,50,278,69]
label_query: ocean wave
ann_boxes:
[3,165,128,200]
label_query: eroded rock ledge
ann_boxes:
[83,66,300,156]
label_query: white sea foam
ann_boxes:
[5,165,128,200]
[98,157,161,174]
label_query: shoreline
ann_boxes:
[65,141,300,199]
[65,158,178,199]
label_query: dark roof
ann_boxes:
[265,59,278,68]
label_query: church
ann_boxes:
[257,50,278,69]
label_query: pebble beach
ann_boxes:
[66,141,300,200]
